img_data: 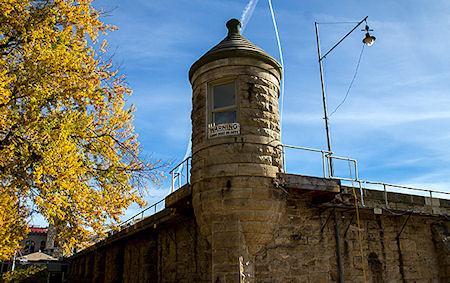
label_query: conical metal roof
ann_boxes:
[189,19,282,81]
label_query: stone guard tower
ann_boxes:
[66,18,450,283]
[189,19,284,281]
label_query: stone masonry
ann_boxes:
[67,176,450,282]
[67,19,450,282]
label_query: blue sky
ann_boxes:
[59,0,450,222]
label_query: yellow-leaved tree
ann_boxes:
[0,0,162,259]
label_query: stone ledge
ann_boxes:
[276,173,341,193]
[69,208,178,259]
[165,184,191,209]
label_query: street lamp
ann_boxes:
[314,16,376,176]
[362,25,376,46]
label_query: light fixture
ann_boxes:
[362,25,376,46]
[315,16,376,175]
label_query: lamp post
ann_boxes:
[314,16,376,176]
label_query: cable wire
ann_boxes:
[329,44,365,117]
[268,0,285,139]
[316,21,360,25]
[348,163,367,283]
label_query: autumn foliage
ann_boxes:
[0,0,161,259]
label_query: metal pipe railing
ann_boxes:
[169,157,191,193]
[359,180,450,200]
[98,144,449,246]
[279,143,450,208]
[119,198,165,229]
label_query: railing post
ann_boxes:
[171,171,175,193]
[327,154,333,178]
[358,181,365,207]
[383,184,389,208]
[321,152,326,178]
[186,158,189,184]
[429,190,433,208]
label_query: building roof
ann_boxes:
[19,251,57,262]
[189,18,282,81]
[29,227,47,234]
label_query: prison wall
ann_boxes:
[66,176,450,283]
[253,178,450,283]
[67,203,212,283]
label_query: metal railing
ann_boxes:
[280,144,358,181]
[279,144,450,208]
[117,198,165,230]
[169,157,191,193]
[121,144,450,230]
[354,180,450,207]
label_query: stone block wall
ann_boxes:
[253,188,447,282]
[67,176,450,283]
[189,56,285,281]
[67,210,211,283]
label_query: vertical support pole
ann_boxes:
[11,251,16,271]
[334,209,344,283]
[383,184,389,208]
[321,152,326,178]
[328,155,333,178]
[315,22,334,176]
[171,171,175,193]
[429,190,433,212]
[186,158,190,184]
[358,181,365,207]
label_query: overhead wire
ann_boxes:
[330,43,365,117]
[178,0,284,174]
[268,0,285,139]
[316,21,360,25]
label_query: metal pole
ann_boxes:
[11,251,16,271]
[333,209,345,283]
[315,22,334,176]
[186,158,189,184]
[321,152,326,178]
[383,184,389,208]
[429,190,433,209]
[320,16,368,60]
[171,171,175,193]
[358,180,365,207]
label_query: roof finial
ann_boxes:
[226,19,241,35]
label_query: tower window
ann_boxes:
[210,81,237,125]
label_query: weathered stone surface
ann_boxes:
[67,20,450,283]
[66,175,450,283]
[68,207,211,283]
[189,37,285,282]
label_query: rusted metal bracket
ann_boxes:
[320,209,334,233]
[396,212,413,239]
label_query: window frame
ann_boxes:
[206,78,239,129]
